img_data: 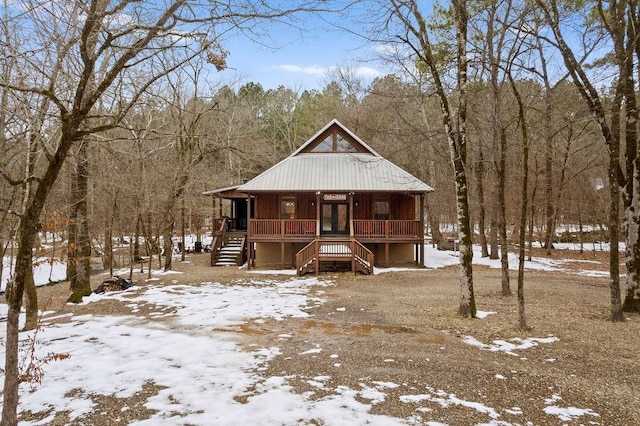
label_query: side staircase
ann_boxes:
[211,232,246,266]
[295,239,374,275]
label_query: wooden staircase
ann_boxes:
[296,239,374,276]
[211,232,246,266]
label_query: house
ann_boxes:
[203,119,433,274]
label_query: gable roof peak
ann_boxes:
[290,119,381,157]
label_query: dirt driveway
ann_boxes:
[34,251,640,425]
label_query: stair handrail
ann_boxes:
[352,239,374,274]
[238,235,247,266]
[295,239,318,275]
[209,218,228,266]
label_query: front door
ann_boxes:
[321,203,349,235]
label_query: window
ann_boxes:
[336,135,358,152]
[375,201,389,220]
[280,197,296,219]
[310,135,334,152]
[309,131,360,153]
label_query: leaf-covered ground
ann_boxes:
[2,246,638,425]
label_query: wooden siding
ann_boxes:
[254,193,317,219]
[254,194,277,219]
[254,192,415,220]
[297,193,315,219]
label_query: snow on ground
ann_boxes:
[2,236,612,292]
[0,237,610,423]
[1,256,66,293]
[462,335,560,357]
[543,394,600,422]
[0,276,599,425]
[373,244,609,277]
[0,278,402,426]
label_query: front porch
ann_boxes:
[246,217,424,272]
[248,219,422,242]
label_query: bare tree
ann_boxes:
[534,0,635,320]
[387,0,476,317]
[507,73,531,330]
[470,0,522,295]
[66,140,92,303]
[0,0,332,423]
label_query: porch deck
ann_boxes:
[248,219,422,243]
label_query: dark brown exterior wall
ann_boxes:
[297,193,315,219]
[390,194,415,220]
[253,192,416,220]
[353,194,370,219]
[254,194,278,219]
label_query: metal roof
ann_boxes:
[201,185,241,196]
[238,153,434,193]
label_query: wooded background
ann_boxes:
[4,1,640,422]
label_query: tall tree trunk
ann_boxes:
[425,200,442,246]
[22,264,38,331]
[2,283,21,426]
[541,44,555,255]
[103,216,113,272]
[164,222,173,271]
[535,0,625,321]
[474,144,489,257]
[498,129,511,296]
[422,106,443,246]
[67,181,77,286]
[622,30,640,312]
[543,112,554,254]
[133,215,141,262]
[3,127,76,424]
[609,154,624,319]
[622,157,640,312]
[508,73,529,330]
[181,196,186,261]
[390,0,475,318]
[489,186,499,259]
[67,142,92,303]
[20,139,41,332]
[456,159,476,318]
[452,0,475,318]
[3,229,40,423]
[103,198,117,273]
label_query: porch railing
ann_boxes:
[249,219,317,237]
[295,238,374,275]
[249,219,421,239]
[353,220,421,239]
[209,219,228,266]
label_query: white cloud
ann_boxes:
[275,64,328,75]
[372,43,400,55]
[274,64,381,80]
[352,66,381,78]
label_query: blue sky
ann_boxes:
[216,9,389,92]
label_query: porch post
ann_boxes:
[247,195,252,269]
[419,193,425,266]
[211,196,217,267]
[314,239,319,276]
[349,192,354,238]
[385,242,389,267]
[280,241,285,269]
[315,191,321,237]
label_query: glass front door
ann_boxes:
[321,203,349,234]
